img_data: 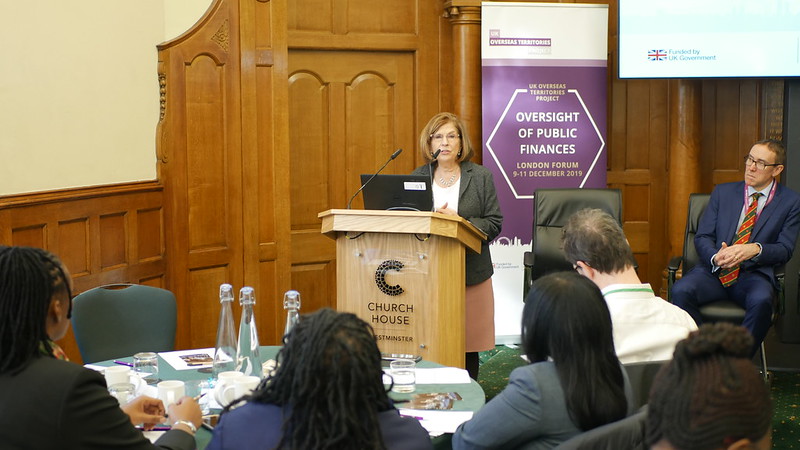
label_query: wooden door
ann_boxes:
[287,50,417,313]
[286,0,448,313]
[158,0,291,349]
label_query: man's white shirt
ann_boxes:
[602,283,698,364]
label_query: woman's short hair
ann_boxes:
[418,112,474,163]
[522,271,627,431]
[647,323,772,449]
[0,246,70,373]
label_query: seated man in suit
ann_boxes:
[562,208,698,363]
[671,139,800,355]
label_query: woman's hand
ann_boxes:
[168,396,203,434]
[121,395,166,431]
[435,202,458,216]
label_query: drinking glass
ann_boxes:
[390,359,416,393]
[133,352,160,384]
[108,382,136,405]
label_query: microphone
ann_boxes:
[427,149,441,212]
[347,149,403,209]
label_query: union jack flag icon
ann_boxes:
[648,49,667,61]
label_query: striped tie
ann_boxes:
[719,192,762,287]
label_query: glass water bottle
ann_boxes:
[283,290,301,338]
[212,283,237,378]
[236,286,261,377]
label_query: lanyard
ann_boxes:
[743,180,776,221]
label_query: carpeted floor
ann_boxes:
[477,345,800,449]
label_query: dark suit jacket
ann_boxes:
[412,160,503,285]
[695,181,800,286]
[0,356,195,450]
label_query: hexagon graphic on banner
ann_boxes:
[485,88,605,199]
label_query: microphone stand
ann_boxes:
[346,148,403,209]
[428,149,441,212]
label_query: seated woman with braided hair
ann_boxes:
[0,245,202,449]
[647,322,772,450]
[207,307,431,450]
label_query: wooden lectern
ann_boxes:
[319,209,487,368]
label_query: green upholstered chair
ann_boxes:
[71,283,177,363]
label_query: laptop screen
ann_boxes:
[359,174,433,211]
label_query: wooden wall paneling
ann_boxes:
[607,78,670,291]
[286,0,447,313]
[158,0,246,351]
[287,50,416,311]
[0,183,166,362]
[346,0,417,34]
[641,79,669,295]
[158,0,292,349]
[240,0,292,344]
[706,80,762,186]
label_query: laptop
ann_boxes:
[360,174,433,211]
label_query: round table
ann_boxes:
[98,347,485,449]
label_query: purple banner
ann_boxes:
[481,2,608,342]
[482,65,607,242]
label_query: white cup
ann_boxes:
[105,366,132,387]
[157,380,185,407]
[218,375,260,406]
[233,375,261,398]
[214,371,244,406]
[390,359,416,393]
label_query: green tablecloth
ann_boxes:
[99,347,485,449]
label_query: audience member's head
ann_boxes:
[522,271,627,430]
[754,138,786,166]
[243,307,392,449]
[561,208,636,275]
[0,245,72,373]
[647,323,772,450]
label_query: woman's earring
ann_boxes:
[458,150,462,158]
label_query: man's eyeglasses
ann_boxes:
[430,133,460,142]
[744,155,781,171]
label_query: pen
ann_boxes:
[136,426,171,431]
[113,360,134,367]
[401,414,425,421]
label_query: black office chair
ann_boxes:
[666,193,782,382]
[623,361,668,410]
[523,188,623,298]
[71,283,178,363]
[554,407,647,450]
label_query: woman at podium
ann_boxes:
[411,112,503,380]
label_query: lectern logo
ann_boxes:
[375,260,404,296]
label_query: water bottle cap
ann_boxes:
[239,286,256,305]
[283,290,301,310]
[219,283,234,302]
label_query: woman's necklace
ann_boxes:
[438,171,458,187]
